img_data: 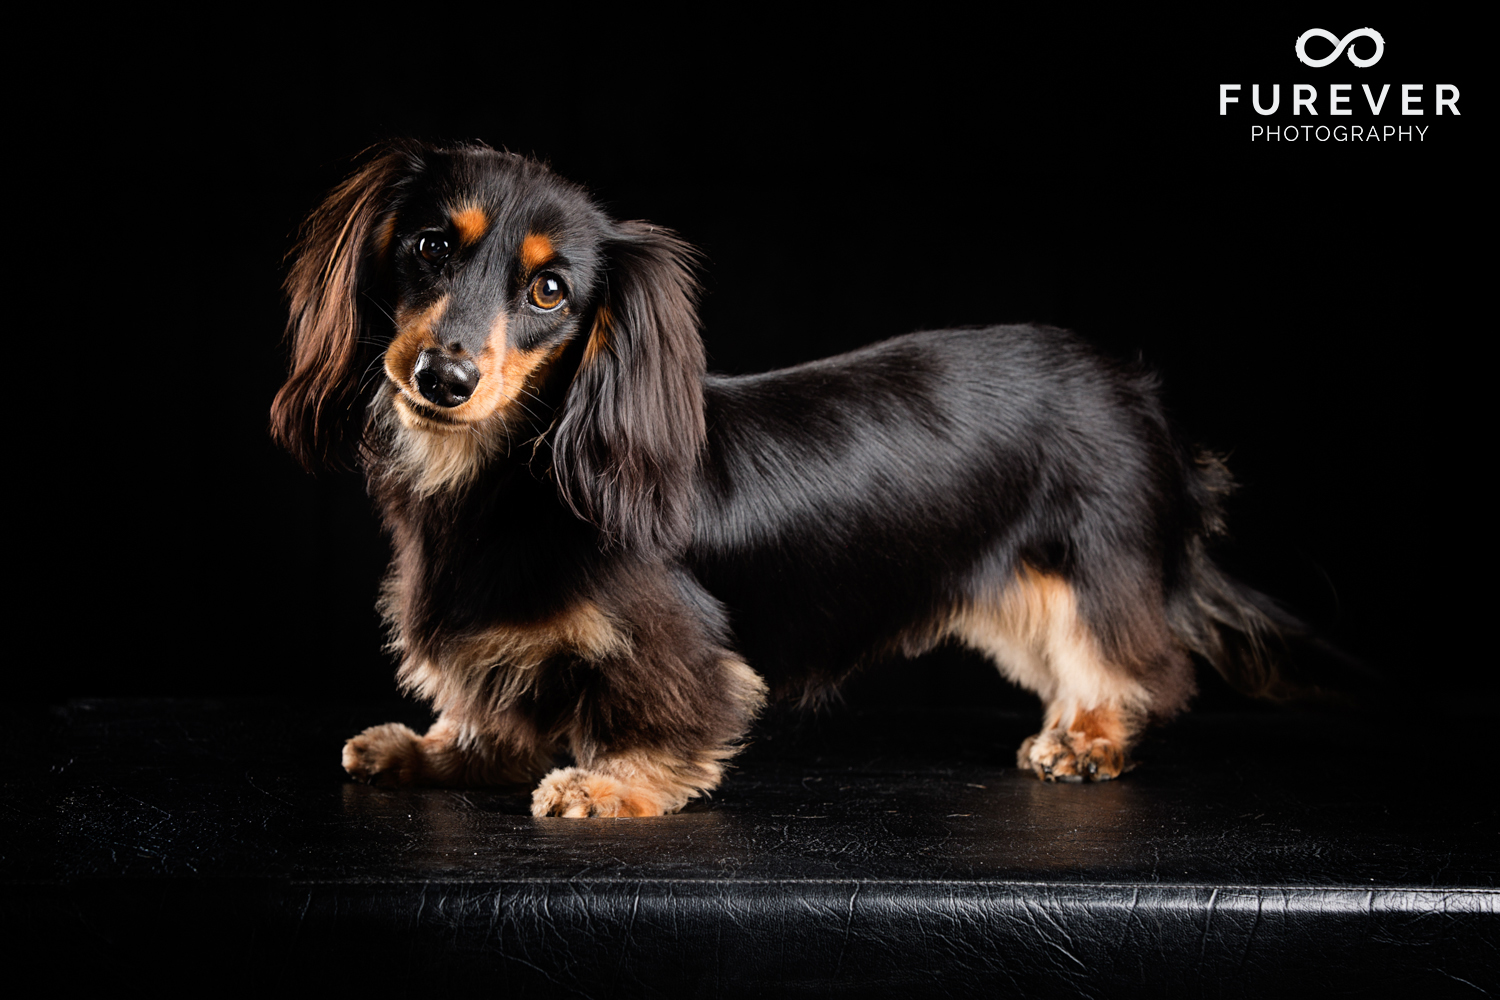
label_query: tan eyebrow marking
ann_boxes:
[449,205,489,244]
[520,232,554,272]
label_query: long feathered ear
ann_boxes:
[270,144,416,471]
[551,222,707,552]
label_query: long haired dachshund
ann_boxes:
[272,140,1289,817]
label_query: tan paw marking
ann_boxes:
[342,722,423,786]
[531,766,662,817]
[1018,728,1126,782]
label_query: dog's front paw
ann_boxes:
[531,766,665,817]
[342,722,423,786]
[1018,728,1126,782]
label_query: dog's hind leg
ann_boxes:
[951,565,1159,782]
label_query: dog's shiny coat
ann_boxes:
[272,141,1285,816]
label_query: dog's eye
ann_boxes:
[417,235,452,263]
[529,273,567,311]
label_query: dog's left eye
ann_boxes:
[529,273,567,310]
[417,235,452,263]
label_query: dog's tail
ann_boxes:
[1169,534,1298,699]
[1167,453,1365,701]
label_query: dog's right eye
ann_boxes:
[528,273,568,311]
[417,235,452,263]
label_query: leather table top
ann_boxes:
[6,700,1495,995]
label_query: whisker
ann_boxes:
[357,351,390,394]
[361,291,398,325]
[509,398,543,423]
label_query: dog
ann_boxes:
[271,139,1289,817]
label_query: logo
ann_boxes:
[1220,26,1459,143]
[1295,28,1385,68]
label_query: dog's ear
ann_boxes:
[270,144,418,471]
[551,222,707,552]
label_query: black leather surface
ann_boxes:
[6,700,1496,995]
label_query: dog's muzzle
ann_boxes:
[414,349,481,407]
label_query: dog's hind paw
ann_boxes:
[342,722,423,786]
[1018,728,1127,782]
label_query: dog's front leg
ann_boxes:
[531,751,712,818]
[531,655,768,818]
[342,711,547,788]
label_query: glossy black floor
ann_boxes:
[6,699,1496,996]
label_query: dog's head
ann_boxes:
[271,141,705,551]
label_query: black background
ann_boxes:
[22,14,1485,712]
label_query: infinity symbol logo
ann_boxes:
[1295,27,1385,68]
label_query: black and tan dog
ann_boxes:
[272,140,1288,817]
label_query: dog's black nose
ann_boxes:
[414,349,481,407]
